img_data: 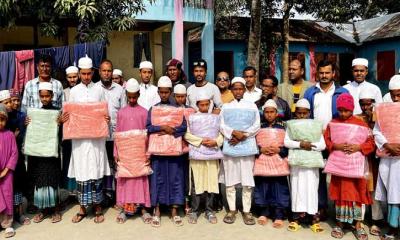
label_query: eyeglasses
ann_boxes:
[193,62,205,66]
[216,77,229,82]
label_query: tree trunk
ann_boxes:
[247,0,261,76]
[281,1,291,83]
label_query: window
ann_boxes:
[377,51,395,81]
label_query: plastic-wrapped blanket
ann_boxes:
[182,108,196,153]
[188,113,224,160]
[63,102,109,139]
[222,108,259,157]
[253,128,289,176]
[376,102,400,157]
[286,119,324,168]
[324,122,369,178]
[114,130,152,178]
[24,108,59,157]
[148,106,184,156]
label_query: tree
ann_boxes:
[247,0,262,73]
[0,0,152,44]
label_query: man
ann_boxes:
[215,71,234,104]
[304,60,348,220]
[21,55,64,112]
[256,75,291,121]
[278,59,312,112]
[112,69,124,86]
[64,66,79,102]
[243,66,262,103]
[95,59,125,206]
[373,75,400,240]
[219,77,260,225]
[165,58,189,87]
[186,59,222,112]
[304,60,348,129]
[137,61,160,110]
[344,58,382,115]
[67,56,111,224]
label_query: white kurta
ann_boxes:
[344,80,382,114]
[284,131,326,215]
[218,99,260,187]
[67,82,111,182]
[187,82,222,112]
[243,87,262,103]
[138,83,160,110]
[373,123,400,204]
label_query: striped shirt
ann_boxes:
[21,78,64,112]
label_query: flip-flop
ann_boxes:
[72,212,87,223]
[223,211,236,224]
[19,215,31,225]
[380,234,396,240]
[369,225,381,236]
[205,212,217,224]
[273,219,284,229]
[51,213,62,223]
[33,212,47,223]
[94,212,105,224]
[353,228,368,240]
[310,223,324,233]
[141,213,152,224]
[4,228,15,238]
[287,221,301,232]
[331,226,344,239]
[257,216,268,225]
[116,212,127,224]
[151,216,161,228]
[187,212,198,224]
[172,216,184,226]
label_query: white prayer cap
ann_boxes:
[389,74,400,90]
[262,99,278,110]
[139,61,153,70]
[38,82,53,92]
[196,92,210,102]
[0,104,7,118]
[78,56,93,69]
[359,87,375,100]
[0,90,11,102]
[231,77,246,86]
[352,58,368,68]
[113,69,123,76]
[295,98,310,109]
[174,84,186,94]
[125,78,140,93]
[157,76,172,88]
[65,66,78,75]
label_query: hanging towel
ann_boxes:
[13,50,34,93]
[0,51,15,91]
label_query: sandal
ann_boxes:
[257,216,268,226]
[273,219,284,229]
[331,226,344,239]
[94,212,105,224]
[171,215,184,226]
[287,221,302,232]
[380,234,396,240]
[370,225,381,236]
[354,228,368,240]
[310,223,324,233]
[223,211,236,224]
[51,212,62,223]
[116,212,127,224]
[33,212,47,223]
[19,215,31,225]
[242,212,255,225]
[4,227,15,238]
[187,212,198,224]
[72,212,87,223]
[151,216,161,228]
[141,213,152,224]
[205,212,217,224]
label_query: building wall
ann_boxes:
[214,40,247,77]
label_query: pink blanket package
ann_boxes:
[376,103,400,157]
[253,128,290,177]
[63,102,109,140]
[324,122,369,178]
[147,106,184,156]
[114,130,152,178]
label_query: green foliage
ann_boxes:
[0,0,152,42]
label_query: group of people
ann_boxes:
[0,53,399,240]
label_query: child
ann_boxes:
[284,99,326,233]
[0,103,18,238]
[0,90,12,113]
[254,99,290,228]
[147,76,187,227]
[184,94,223,224]
[114,79,152,224]
[26,82,63,223]
[7,89,30,225]
[373,75,400,240]
[325,93,375,239]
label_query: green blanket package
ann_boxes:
[24,108,59,157]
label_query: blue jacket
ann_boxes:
[304,84,348,119]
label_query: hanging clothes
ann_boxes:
[74,42,105,69]
[0,51,16,91]
[133,33,151,68]
[12,50,34,93]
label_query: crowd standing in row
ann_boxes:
[0,54,399,240]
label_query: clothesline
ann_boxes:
[0,41,105,92]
